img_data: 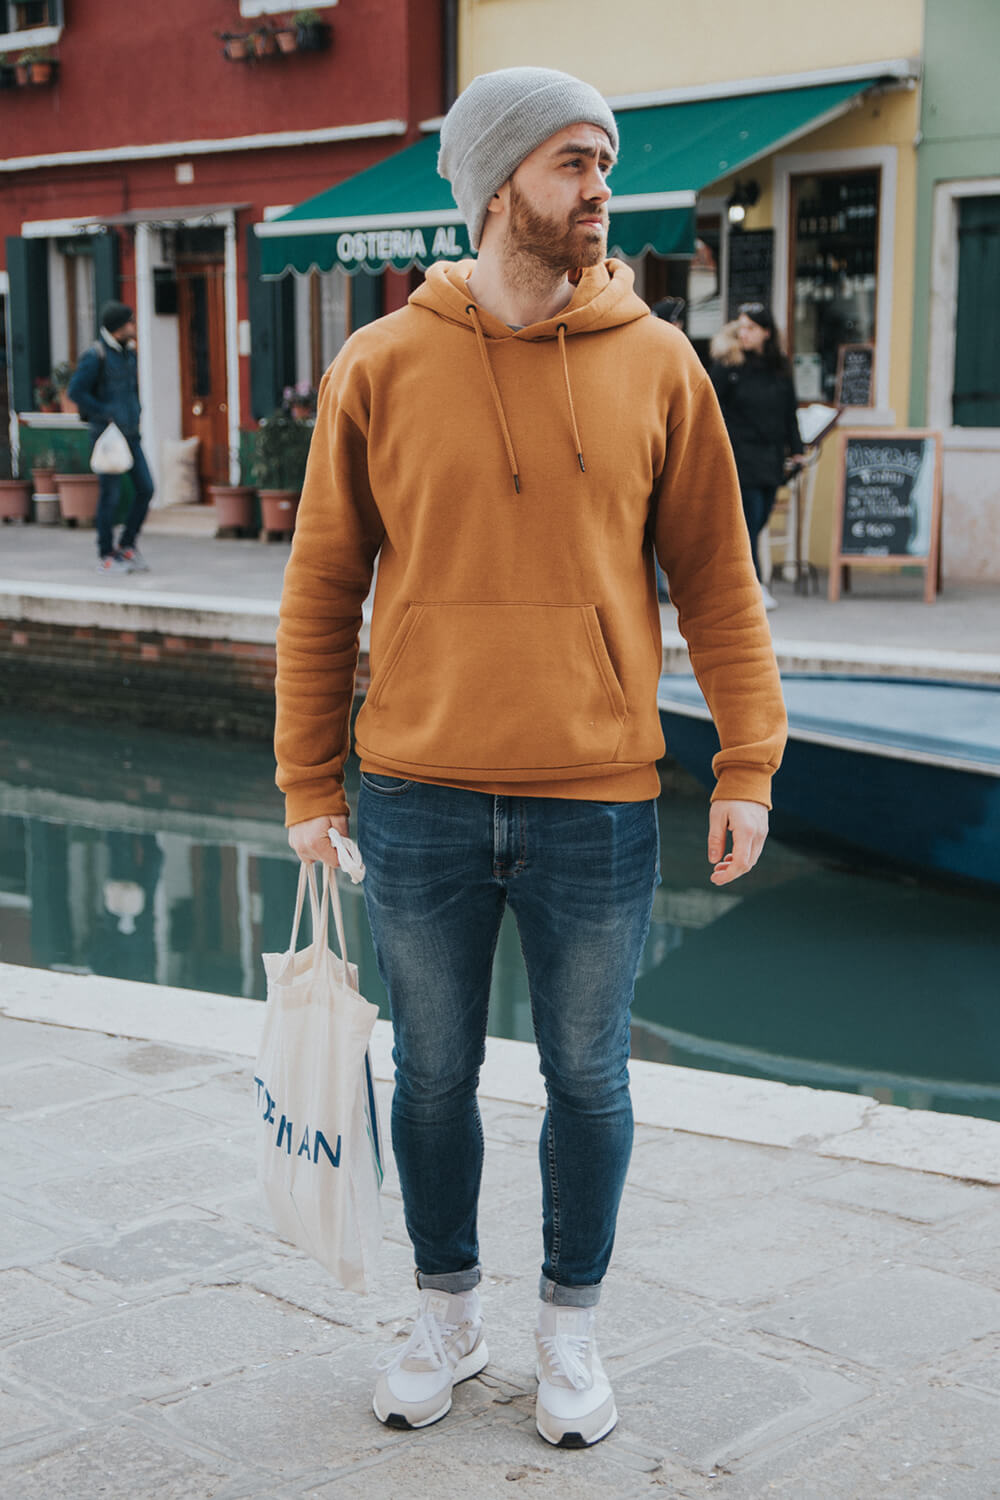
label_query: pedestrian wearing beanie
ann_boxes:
[67,300,155,573]
[275,66,785,1448]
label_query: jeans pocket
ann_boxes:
[360,772,415,795]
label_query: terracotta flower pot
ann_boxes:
[15,63,29,85]
[58,390,78,415]
[208,483,258,536]
[253,30,277,56]
[29,60,54,84]
[223,35,251,61]
[0,479,32,521]
[259,488,299,537]
[275,28,298,52]
[32,465,56,491]
[55,473,100,526]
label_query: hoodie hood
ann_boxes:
[409,257,650,340]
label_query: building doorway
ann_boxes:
[176,231,229,494]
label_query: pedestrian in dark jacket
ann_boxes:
[67,301,154,573]
[710,304,803,608]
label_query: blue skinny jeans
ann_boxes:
[93,432,154,559]
[358,776,659,1308]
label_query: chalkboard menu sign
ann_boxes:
[835,343,874,408]
[829,429,943,602]
[726,229,774,318]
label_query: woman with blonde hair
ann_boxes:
[710,303,803,608]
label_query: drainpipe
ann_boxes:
[442,0,458,111]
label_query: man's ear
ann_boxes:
[485,179,511,217]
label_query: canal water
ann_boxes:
[2,709,998,1121]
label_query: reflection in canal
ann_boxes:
[2,711,999,1121]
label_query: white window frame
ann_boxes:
[0,0,62,47]
[238,0,336,16]
[928,177,1000,455]
[773,144,897,425]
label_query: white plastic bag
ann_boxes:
[255,850,385,1293]
[90,422,134,475]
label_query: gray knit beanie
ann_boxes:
[438,66,619,250]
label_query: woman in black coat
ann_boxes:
[710,304,803,608]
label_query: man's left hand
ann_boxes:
[707,800,769,886]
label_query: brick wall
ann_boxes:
[0,619,371,738]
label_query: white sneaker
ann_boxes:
[535,1303,617,1448]
[372,1287,488,1430]
[760,584,778,611]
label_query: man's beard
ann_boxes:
[505,180,608,274]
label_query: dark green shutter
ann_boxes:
[6,237,50,415]
[247,225,296,420]
[91,229,120,334]
[350,270,383,330]
[953,196,1000,427]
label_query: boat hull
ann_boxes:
[658,674,1000,888]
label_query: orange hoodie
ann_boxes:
[275,259,786,825]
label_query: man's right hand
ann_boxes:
[287,814,351,868]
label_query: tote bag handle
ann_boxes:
[287,862,351,975]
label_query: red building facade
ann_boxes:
[1,0,445,490]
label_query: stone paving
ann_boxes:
[3,1007,1000,1499]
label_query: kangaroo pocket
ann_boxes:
[355,602,628,773]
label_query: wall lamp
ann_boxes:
[727,180,760,225]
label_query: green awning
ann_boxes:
[256,79,878,277]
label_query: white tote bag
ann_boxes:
[90,421,134,475]
[255,842,385,1293]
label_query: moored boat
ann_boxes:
[657,672,1000,887]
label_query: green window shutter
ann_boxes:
[91,230,120,334]
[246,225,296,420]
[350,270,383,331]
[953,196,1000,427]
[5,236,50,414]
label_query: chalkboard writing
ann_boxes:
[835,343,874,408]
[726,230,774,318]
[840,436,935,556]
[829,429,943,603]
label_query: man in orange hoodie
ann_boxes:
[275,66,786,1448]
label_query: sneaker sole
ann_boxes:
[535,1393,618,1449]
[372,1339,489,1430]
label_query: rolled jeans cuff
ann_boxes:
[417,1265,481,1294]
[539,1273,601,1308]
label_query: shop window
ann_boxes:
[953,195,1000,428]
[790,169,879,404]
[55,238,96,365]
[308,268,350,385]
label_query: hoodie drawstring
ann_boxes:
[557,322,586,474]
[466,304,521,494]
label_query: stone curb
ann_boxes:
[3,962,998,1185]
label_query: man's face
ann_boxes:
[503,122,615,271]
[114,319,137,342]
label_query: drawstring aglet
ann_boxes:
[577,454,586,473]
[513,474,521,494]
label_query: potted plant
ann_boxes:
[252,25,277,57]
[253,408,313,537]
[274,17,298,52]
[218,31,252,62]
[208,447,258,536]
[53,361,78,415]
[283,381,317,421]
[55,450,100,526]
[17,47,56,85]
[293,10,331,50]
[0,446,32,522]
[34,374,59,412]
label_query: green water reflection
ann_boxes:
[1,711,998,1120]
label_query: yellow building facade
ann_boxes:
[459,0,926,577]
